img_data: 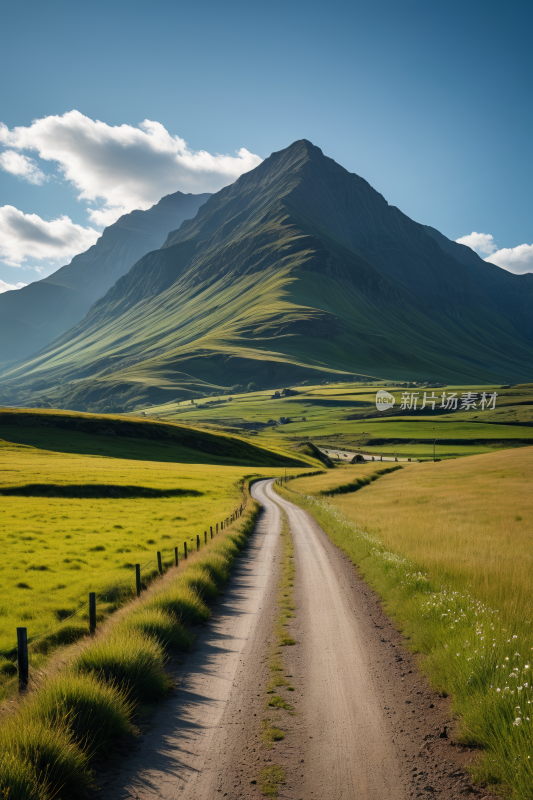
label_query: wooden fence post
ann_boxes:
[157,551,163,575]
[184,542,188,559]
[216,523,219,534]
[196,534,200,551]
[174,546,178,566]
[210,526,213,539]
[135,564,141,597]
[17,627,28,691]
[204,531,207,544]
[89,592,96,635]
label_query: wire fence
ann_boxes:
[6,495,248,688]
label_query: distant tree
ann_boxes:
[247,382,258,392]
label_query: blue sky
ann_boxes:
[1,0,531,288]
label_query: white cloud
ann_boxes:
[456,231,533,275]
[0,111,263,225]
[0,150,47,185]
[0,278,27,294]
[0,206,100,267]
[485,243,533,275]
[455,231,497,256]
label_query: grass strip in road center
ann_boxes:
[256,504,296,796]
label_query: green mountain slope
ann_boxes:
[0,191,210,365]
[1,140,532,411]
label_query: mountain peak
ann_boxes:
[3,140,533,409]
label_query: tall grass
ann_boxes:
[0,718,92,799]
[119,608,193,651]
[279,450,533,799]
[0,754,46,800]
[74,630,171,703]
[24,672,135,758]
[145,582,212,625]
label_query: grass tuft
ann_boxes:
[24,672,135,758]
[0,718,92,799]
[119,608,193,652]
[261,718,285,748]
[146,582,211,625]
[267,694,292,711]
[0,753,47,800]
[266,675,289,693]
[180,565,220,602]
[258,764,285,797]
[73,630,171,703]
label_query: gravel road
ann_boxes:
[96,479,496,800]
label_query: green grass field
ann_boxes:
[0,410,309,682]
[141,380,533,460]
[0,439,253,656]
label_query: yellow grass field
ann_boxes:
[289,449,533,622]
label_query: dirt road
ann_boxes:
[97,479,492,799]
[258,479,406,798]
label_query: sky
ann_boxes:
[0,0,531,292]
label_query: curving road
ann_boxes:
[97,479,474,799]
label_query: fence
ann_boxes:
[9,501,246,691]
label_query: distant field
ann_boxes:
[142,380,533,460]
[0,430,301,663]
[287,448,533,623]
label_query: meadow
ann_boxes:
[277,449,533,798]
[143,380,533,461]
[287,451,533,617]
[0,431,301,688]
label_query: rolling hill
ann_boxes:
[1,139,532,412]
[0,191,210,366]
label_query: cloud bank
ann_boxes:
[0,278,27,294]
[456,231,533,275]
[0,111,263,226]
[0,206,101,267]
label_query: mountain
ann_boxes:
[1,140,532,412]
[0,191,210,365]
